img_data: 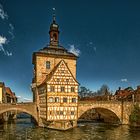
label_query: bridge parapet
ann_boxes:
[79,101,123,105]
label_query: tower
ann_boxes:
[32,15,79,130]
[49,15,59,46]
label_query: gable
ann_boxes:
[47,60,78,85]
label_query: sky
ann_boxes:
[0,0,140,101]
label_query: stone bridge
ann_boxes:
[0,103,38,123]
[78,101,137,124]
[0,101,138,125]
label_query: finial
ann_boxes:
[52,7,56,23]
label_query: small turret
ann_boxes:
[49,12,59,47]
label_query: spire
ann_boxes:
[52,8,56,23]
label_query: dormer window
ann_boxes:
[46,61,50,69]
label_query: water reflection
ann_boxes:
[0,119,140,140]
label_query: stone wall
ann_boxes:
[78,101,134,124]
[36,56,76,85]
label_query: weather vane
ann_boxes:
[52,7,56,23]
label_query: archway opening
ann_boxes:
[0,110,38,139]
[78,108,120,124]
[0,110,38,126]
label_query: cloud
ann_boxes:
[93,47,97,52]
[0,35,12,56]
[8,23,15,39]
[121,79,128,82]
[87,41,97,52]
[0,35,7,54]
[0,4,14,56]
[0,35,7,46]
[89,42,93,45]
[0,4,8,20]
[6,51,12,56]
[17,96,21,98]
[68,44,81,56]
[52,7,56,11]
[8,31,15,39]
[23,98,32,101]
[9,23,14,30]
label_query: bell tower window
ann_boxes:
[53,33,57,41]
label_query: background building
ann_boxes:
[0,82,17,123]
[0,82,6,103]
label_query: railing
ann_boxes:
[78,100,136,104]
[79,100,122,103]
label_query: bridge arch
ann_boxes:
[78,101,123,124]
[0,108,38,124]
[0,103,38,124]
[78,107,121,123]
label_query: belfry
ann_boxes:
[32,15,79,130]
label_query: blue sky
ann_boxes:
[0,0,140,101]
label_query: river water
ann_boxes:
[0,118,140,140]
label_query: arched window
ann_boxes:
[53,33,57,41]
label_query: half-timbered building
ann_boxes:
[32,16,79,130]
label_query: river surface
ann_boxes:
[0,118,140,140]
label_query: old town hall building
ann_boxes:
[32,16,79,130]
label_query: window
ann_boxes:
[56,111,59,115]
[55,97,59,102]
[63,97,67,103]
[60,111,63,115]
[46,61,50,69]
[71,87,75,92]
[38,87,46,95]
[66,79,69,82]
[57,78,60,82]
[61,86,65,92]
[61,70,64,73]
[50,86,55,92]
[71,111,75,115]
[72,98,76,103]
[53,33,57,41]
[48,97,54,102]
[50,111,52,115]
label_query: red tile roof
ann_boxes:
[5,87,16,98]
[115,89,133,98]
